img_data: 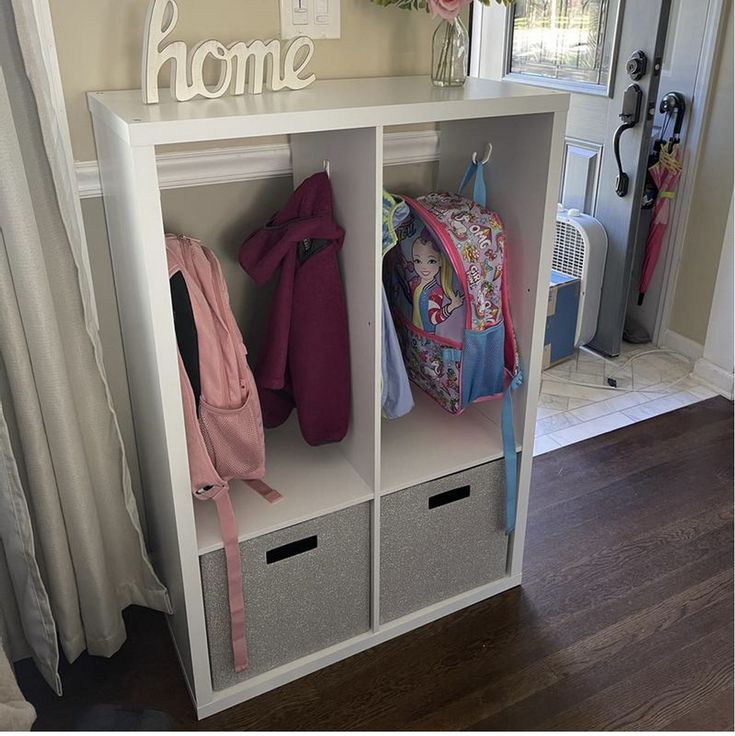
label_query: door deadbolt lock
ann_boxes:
[626,50,648,81]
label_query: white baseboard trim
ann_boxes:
[660,329,704,362]
[694,357,734,399]
[76,130,440,199]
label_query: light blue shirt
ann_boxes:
[382,192,414,419]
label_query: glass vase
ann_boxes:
[431,16,469,88]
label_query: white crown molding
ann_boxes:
[383,130,440,165]
[77,130,440,199]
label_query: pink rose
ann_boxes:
[427,0,472,21]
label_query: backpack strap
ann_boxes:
[502,368,523,534]
[458,160,487,208]
[196,479,282,674]
[207,486,249,672]
[458,160,522,532]
[246,478,283,504]
[499,213,522,534]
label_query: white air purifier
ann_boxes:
[553,207,608,347]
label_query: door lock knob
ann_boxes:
[626,50,648,81]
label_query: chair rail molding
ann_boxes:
[76,130,441,198]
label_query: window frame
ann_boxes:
[498,0,626,98]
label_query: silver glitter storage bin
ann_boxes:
[200,503,371,691]
[380,460,508,624]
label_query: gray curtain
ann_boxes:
[0,639,35,731]
[0,0,170,694]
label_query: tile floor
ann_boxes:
[533,342,719,456]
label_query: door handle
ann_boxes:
[613,83,643,197]
[659,91,686,141]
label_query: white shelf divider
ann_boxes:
[437,111,568,578]
[290,127,383,492]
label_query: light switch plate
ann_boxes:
[280,0,341,40]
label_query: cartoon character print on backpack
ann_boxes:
[451,210,471,241]
[420,193,505,333]
[396,327,461,413]
[408,236,464,333]
[385,223,466,345]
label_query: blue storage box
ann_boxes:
[544,270,581,368]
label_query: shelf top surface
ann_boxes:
[194,414,372,555]
[380,390,507,496]
[88,75,568,146]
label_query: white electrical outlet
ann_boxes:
[280,0,340,40]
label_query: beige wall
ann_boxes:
[49,0,439,161]
[668,2,734,345]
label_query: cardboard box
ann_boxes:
[543,270,581,369]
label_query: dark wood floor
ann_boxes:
[16,397,734,730]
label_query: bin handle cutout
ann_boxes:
[266,535,318,564]
[428,485,470,509]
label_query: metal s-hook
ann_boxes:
[472,143,492,165]
[322,159,330,178]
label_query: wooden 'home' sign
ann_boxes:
[142,0,317,104]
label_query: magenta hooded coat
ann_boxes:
[239,172,350,446]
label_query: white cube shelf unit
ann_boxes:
[88,76,568,718]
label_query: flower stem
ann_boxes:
[433,16,466,87]
[448,20,455,84]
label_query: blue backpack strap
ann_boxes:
[461,156,517,531]
[502,368,524,534]
[458,160,487,208]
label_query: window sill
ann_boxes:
[502,72,612,99]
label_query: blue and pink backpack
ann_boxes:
[384,159,523,532]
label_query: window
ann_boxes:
[507,0,620,93]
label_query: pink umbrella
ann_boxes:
[638,141,683,304]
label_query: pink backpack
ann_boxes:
[167,234,282,673]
